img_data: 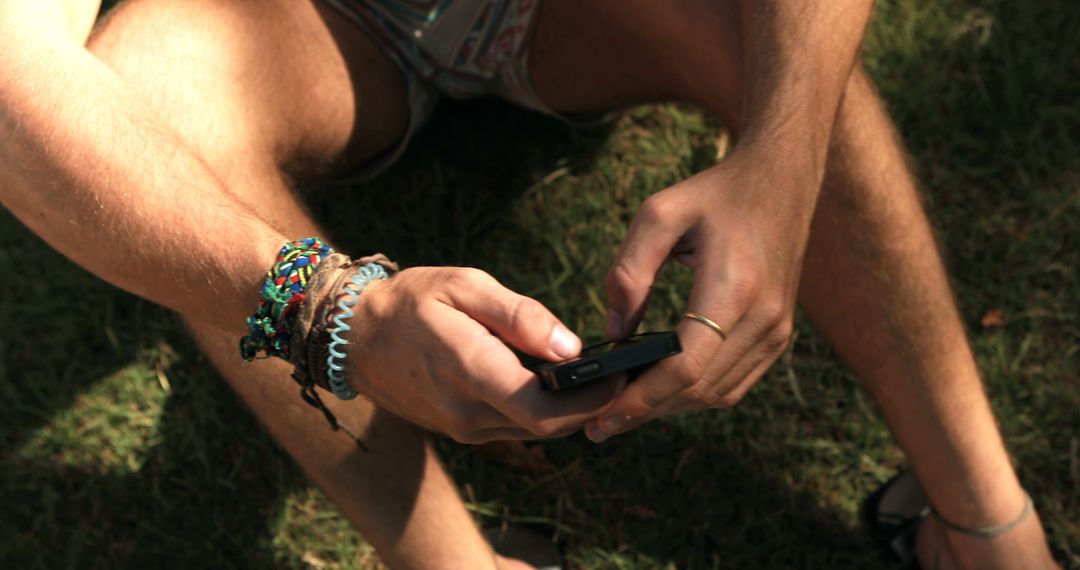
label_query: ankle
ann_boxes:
[933,488,1033,538]
[943,512,1058,570]
[931,475,1027,531]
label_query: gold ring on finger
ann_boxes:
[683,312,728,341]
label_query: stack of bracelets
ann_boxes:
[240,237,398,442]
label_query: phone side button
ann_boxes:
[574,362,602,377]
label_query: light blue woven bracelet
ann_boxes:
[325,262,388,400]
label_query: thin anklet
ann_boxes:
[931,491,1034,538]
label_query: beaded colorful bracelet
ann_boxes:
[241,240,399,448]
[240,237,334,362]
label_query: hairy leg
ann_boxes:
[530,1,1052,566]
[86,1,499,567]
[799,67,1051,568]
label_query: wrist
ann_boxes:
[708,143,824,212]
[324,262,393,400]
[737,126,828,181]
[238,238,400,440]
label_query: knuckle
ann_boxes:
[769,321,795,352]
[606,262,642,295]
[508,296,548,330]
[675,352,707,387]
[442,268,468,288]
[414,296,441,320]
[452,430,487,445]
[756,298,789,329]
[729,273,762,303]
[638,194,673,226]
[630,385,667,412]
[529,419,561,438]
[683,384,714,409]
[458,267,493,286]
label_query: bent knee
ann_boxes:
[87,0,274,158]
[84,0,356,183]
[64,0,102,44]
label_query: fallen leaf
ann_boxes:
[473,441,555,473]
[155,361,172,394]
[980,309,1006,328]
[301,552,329,569]
[673,447,696,481]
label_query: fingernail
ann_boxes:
[586,422,610,444]
[606,311,624,339]
[600,414,630,433]
[589,414,631,443]
[549,324,581,360]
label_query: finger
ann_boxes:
[499,372,629,435]
[643,319,767,418]
[468,424,581,444]
[693,302,791,407]
[441,303,628,436]
[460,402,531,431]
[426,424,580,444]
[709,354,777,409]
[652,333,775,418]
[480,349,629,437]
[702,339,776,407]
[586,263,754,442]
[605,194,689,339]
[442,268,581,362]
[412,402,517,440]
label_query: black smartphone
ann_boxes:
[525,331,682,391]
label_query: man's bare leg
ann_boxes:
[186,325,502,569]
[797,67,1052,568]
[85,1,501,567]
[529,1,1054,566]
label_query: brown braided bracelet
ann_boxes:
[286,252,399,447]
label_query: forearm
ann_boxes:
[737,0,874,172]
[0,37,285,329]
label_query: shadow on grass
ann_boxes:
[0,98,870,568]
[440,421,877,568]
[0,100,618,568]
[0,293,301,567]
[3,0,1079,563]
[305,98,617,267]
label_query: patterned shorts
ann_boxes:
[320,0,575,179]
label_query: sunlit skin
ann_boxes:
[0,0,1057,567]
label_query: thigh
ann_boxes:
[87,0,408,184]
[529,0,744,125]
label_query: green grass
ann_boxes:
[1,0,1078,568]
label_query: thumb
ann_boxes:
[606,196,685,339]
[443,268,581,362]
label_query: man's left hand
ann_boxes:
[585,146,821,442]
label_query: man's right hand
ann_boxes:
[347,266,624,443]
